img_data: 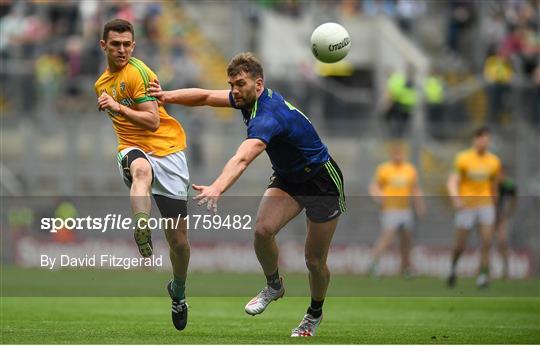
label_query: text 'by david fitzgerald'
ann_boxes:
[40,254,163,270]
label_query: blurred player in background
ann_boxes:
[378,66,417,138]
[368,144,425,277]
[447,127,501,288]
[94,19,190,331]
[149,52,345,337]
[495,164,518,279]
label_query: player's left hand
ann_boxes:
[97,92,120,113]
[147,80,164,102]
[416,203,426,218]
[192,184,221,213]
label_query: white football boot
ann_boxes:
[244,278,284,316]
[476,273,489,289]
[291,313,323,337]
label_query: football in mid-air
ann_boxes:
[310,22,351,63]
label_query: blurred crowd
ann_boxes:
[483,0,539,76]
[0,0,538,128]
[262,0,539,74]
[261,0,538,59]
[482,0,540,126]
[249,0,540,131]
[0,0,196,115]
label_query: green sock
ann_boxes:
[172,276,186,300]
[370,261,379,274]
[134,212,149,230]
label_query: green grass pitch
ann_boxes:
[1,267,539,344]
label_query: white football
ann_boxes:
[310,22,351,63]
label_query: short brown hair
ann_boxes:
[474,126,491,137]
[227,52,264,79]
[102,19,134,41]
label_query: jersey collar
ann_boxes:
[243,88,269,124]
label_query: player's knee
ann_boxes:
[454,244,465,254]
[169,239,190,256]
[254,221,277,241]
[305,256,326,274]
[132,165,152,183]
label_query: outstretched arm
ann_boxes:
[193,139,267,211]
[148,80,231,107]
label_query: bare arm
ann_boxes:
[491,171,501,205]
[368,179,384,205]
[447,172,462,209]
[164,88,231,107]
[148,80,231,107]
[412,184,426,216]
[98,92,160,132]
[120,100,159,132]
[211,139,266,193]
[411,170,426,216]
[192,139,266,211]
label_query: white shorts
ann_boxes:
[454,205,495,230]
[380,210,414,232]
[117,147,190,200]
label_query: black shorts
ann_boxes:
[268,158,345,223]
[153,194,187,219]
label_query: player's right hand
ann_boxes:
[452,197,464,210]
[415,202,426,218]
[97,91,120,113]
[148,79,164,102]
[192,184,220,213]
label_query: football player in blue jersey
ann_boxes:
[148,52,345,337]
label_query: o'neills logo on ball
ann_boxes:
[328,37,351,52]
[312,44,319,57]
